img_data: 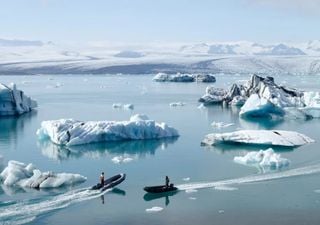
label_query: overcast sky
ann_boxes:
[1,0,319,43]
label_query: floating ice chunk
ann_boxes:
[170,102,186,107]
[201,130,314,147]
[218,210,225,214]
[112,103,134,110]
[0,83,37,116]
[37,114,179,146]
[145,206,163,213]
[112,103,122,109]
[197,103,205,109]
[240,94,284,118]
[211,121,234,129]
[111,156,134,164]
[123,104,134,110]
[234,148,290,170]
[230,96,246,106]
[214,186,238,191]
[189,197,197,200]
[194,74,216,83]
[199,87,227,104]
[0,160,86,188]
[182,177,190,181]
[185,189,198,193]
[153,73,195,82]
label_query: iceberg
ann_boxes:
[199,74,320,119]
[0,160,86,188]
[112,103,134,110]
[239,94,285,118]
[194,74,216,83]
[37,114,179,146]
[0,83,37,116]
[153,73,216,83]
[234,148,290,170]
[211,121,234,129]
[201,130,314,147]
[169,102,186,107]
[199,87,227,104]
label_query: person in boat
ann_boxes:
[165,176,170,187]
[100,172,105,186]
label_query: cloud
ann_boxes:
[245,0,320,14]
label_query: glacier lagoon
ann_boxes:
[0,74,320,225]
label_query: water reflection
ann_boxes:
[0,111,37,147]
[203,143,295,154]
[38,137,178,161]
[143,191,178,206]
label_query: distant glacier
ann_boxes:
[1,38,320,75]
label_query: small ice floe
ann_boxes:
[314,189,320,193]
[234,148,290,170]
[55,82,63,88]
[145,206,163,213]
[211,121,234,129]
[218,210,225,214]
[111,156,134,164]
[0,160,86,189]
[0,83,37,116]
[214,185,238,191]
[198,103,205,109]
[37,114,179,146]
[185,189,198,194]
[112,103,134,110]
[201,130,314,147]
[182,177,190,181]
[189,197,197,200]
[170,102,186,107]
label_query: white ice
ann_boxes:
[0,83,37,116]
[234,148,290,170]
[111,156,134,164]
[211,121,234,129]
[145,206,163,213]
[240,94,284,118]
[201,130,314,147]
[37,114,179,146]
[0,160,86,188]
[112,103,134,110]
[170,102,186,107]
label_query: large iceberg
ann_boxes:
[234,148,290,170]
[199,74,320,119]
[37,114,179,146]
[0,83,37,116]
[153,73,216,83]
[0,160,86,188]
[201,130,314,147]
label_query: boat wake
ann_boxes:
[2,163,320,225]
[0,187,110,225]
[177,162,320,190]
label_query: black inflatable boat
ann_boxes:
[144,184,178,193]
[91,173,126,191]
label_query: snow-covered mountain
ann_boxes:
[0,38,320,75]
[179,42,307,56]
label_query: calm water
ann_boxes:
[0,74,320,225]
